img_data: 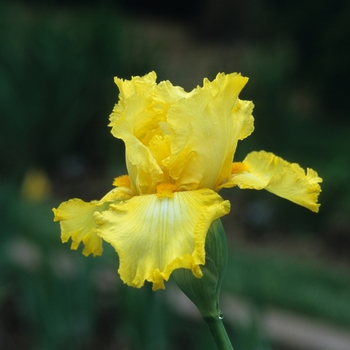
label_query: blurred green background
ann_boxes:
[1,0,350,349]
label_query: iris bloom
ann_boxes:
[53,72,322,291]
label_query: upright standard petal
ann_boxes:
[109,73,188,195]
[53,188,132,256]
[109,73,164,194]
[224,151,322,212]
[94,189,230,290]
[165,73,254,191]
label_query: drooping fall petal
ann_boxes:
[94,188,230,290]
[225,151,322,212]
[52,188,132,256]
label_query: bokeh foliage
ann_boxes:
[0,1,150,181]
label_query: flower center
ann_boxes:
[113,175,131,188]
[156,183,177,198]
[231,162,249,174]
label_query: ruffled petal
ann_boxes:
[108,72,254,194]
[94,189,230,290]
[109,72,163,194]
[52,188,132,256]
[164,72,254,191]
[109,73,188,194]
[224,151,322,212]
[109,71,157,127]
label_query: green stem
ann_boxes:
[204,316,234,350]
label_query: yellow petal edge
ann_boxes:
[52,187,132,256]
[225,150,322,212]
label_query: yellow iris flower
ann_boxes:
[53,72,322,291]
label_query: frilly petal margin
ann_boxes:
[165,73,254,191]
[109,72,188,195]
[222,151,322,212]
[94,189,230,290]
[53,187,132,256]
[109,73,164,194]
